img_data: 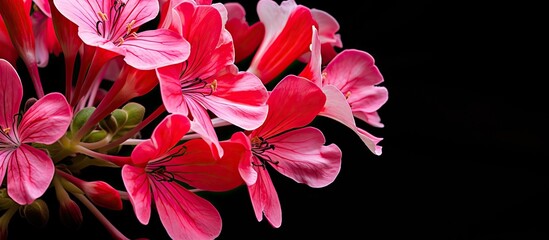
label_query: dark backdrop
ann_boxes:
[9,0,548,239]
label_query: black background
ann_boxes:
[9,0,549,239]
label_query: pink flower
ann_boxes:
[122,114,245,239]
[53,0,190,70]
[300,27,388,155]
[298,8,342,65]
[0,59,72,205]
[230,75,342,228]
[157,0,268,158]
[246,0,317,84]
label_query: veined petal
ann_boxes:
[229,131,257,186]
[324,49,384,90]
[122,29,190,70]
[157,63,190,115]
[132,114,191,165]
[266,127,342,188]
[0,19,18,66]
[252,75,325,139]
[224,2,265,63]
[0,59,22,131]
[197,71,268,130]
[7,145,54,205]
[121,165,151,225]
[166,139,244,192]
[248,165,282,228]
[187,100,223,158]
[152,180,222,240]
[19,93,72,144]
[53,0,107,36]
[320,86,383,155]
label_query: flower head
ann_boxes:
[0,59,72,205]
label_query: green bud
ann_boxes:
[82,129,108,143]
[99,114,118,133]
[0,189,15,210]
[111,109,128,129]
[20,199,49,228]
[122,102,145,127]
[70,107,96,137]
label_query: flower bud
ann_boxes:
[111,109,128,130]
[20,199,49,228]
[81,181,123,211]
[99,114,118,134]
[59,198,83,229]
[69,107,96,138]
[122,102,145,128]
[0,189,15,210]
[82,129,108,143]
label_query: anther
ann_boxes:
[126,20,136,35]
[209,80,218,92]
[345,91,351,99]
[2,128,10,135]
[97,12,108,21]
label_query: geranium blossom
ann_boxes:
[0,59,72,205]
[300,27,387,155]
[53,0,190,70]
[122,114,245,239]
[157,0,268,158]
[230,75,342,227]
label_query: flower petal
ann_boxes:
[7,145,54,205]
[0,59,22,133]
[266,127,342,188]
[248,165,282,228]
[324,49,384,90]
[252,75,325,139]
[19,93,72,144]
[320,86,383,155]
[187,99,224,158]
[229,131,257,186]
[166,139,244,191]
[122,29,190,70]
[121,165,151,225]
[152,180,222,240]
[197,71,269,130]
[157,63,190,115]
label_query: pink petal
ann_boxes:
[33,0,52,18]
[197,71,268,130]
[252,75,325,139]
[354,111,385,128]
[122,29,190,70]
[266,127,342,188]
[166,139,244,192]
[18,93,72,144]
[224,2,265,63]
[320,86,383,155]
[0,59,22,132]
[350,86,389,127]
[7,145,54,205]
[229,131,257,186]
[132,114,191,165]
[323,49,384,90]
[187,100,224,158]
[121,165,151,225]
[157,63,190,115]
[248,165,282,228]
[152,180,222,240]
[249,1,315,83]
[53,0,107,36]
[298,26,323,85]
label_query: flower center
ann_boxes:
[0,114,21,148]
[250,136,277,168]
[180,78,217,96]
[95,0,138,46]
[146,146,188,182]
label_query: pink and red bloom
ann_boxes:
[122,114,246,239]
[0,59,72,205]
[230,75,342,228]
[157,0,268,158]
[53,0,190,70]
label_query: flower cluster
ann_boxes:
[0,0,388,239]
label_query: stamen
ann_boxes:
[345,91,351,99]
[2,128,10,135]
[96,21,103,36]
[115,37,125,46]
[97,12,108,21]
[126,20,136,35]
[209,80,218,93]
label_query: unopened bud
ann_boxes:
[20,199,49,228]
[59,198,83,229]
[99,114,118,133]
[82,129,108,143]
[122,102,145,127]
[82,181,122,210]
[69,107,96,138]
[0,189,15,210]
